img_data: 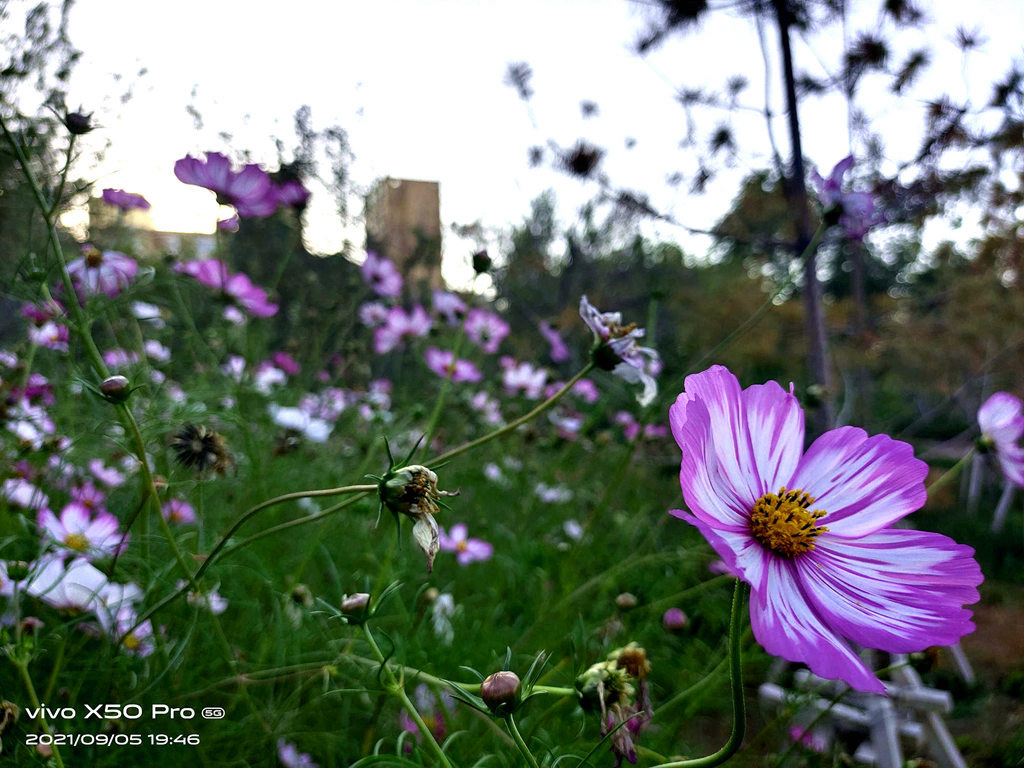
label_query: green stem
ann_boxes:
[926,448,975,501]
[14,659,66,768]
[651,579,747,768]
[506,713,541,768]
[426,362,595,466]
[422,330,467,450]
[362,624,456,768]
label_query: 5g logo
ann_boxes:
[202,707,226,719]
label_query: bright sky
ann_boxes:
[58,0,1024,287]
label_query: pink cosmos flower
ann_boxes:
[174,152,277,218]
[278,739,318,768]
[174,259,278,317]
[572,378,600,403]
[103,348,139,369]
[70,481,105,511]
[438,523,493,565]
[89,459,126,487]
[470,391,503,425]
[977,392,1024,488]
[361,251,403,298]
[66,246,138,300]
[111,606,155,657]
[615,411,641,441]
[29,321,69,352]
[502,358,548,399]
[101,188,151,212]
[433,291,467,324]
[669,365,983,694]
[373,306,432,354]
[424,348,483,383]
[162,498,196,525]
[38,503,126,559]
[25,556,110,613]
[400,685,453,749]
[276,179,310,210]
[272,351,300,375]
[539,321,570,363]
[359,301,390,327]
[579,296,659,407]
[811,156,876,241]
[464,309,510,354]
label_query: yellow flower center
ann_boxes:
[123,634,141,651]
[456,540,468,553]
[749,487,828,559]
[64,533,90,552]
[84,247,104,268]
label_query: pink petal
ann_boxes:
[749,556,885,694]
[996,442,1024,488]
[59,502,92,533]
[799,529,982,653]
[979,392,1024,444]
[789,427,927,537]
[450,523,468,543]
[741,380,804,493]
[37,508,65,540]
[670,509,770,593]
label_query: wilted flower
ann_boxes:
[101,188,151,212]
[379,464,458,572]
[424,348,483,383]
[579,296,659,407]
[670,365,983,693]
[576,645,651,768]
[179,582,228,615]
[66,246,138,300]
[977,392,1024,488]
[361,251,403,298]
[171,424,232,476]
[174,152,277,218]
[438,523,493,565]
[464,309,510,354]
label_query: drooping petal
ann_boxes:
[995,442,1024,488]
[789,427,927,537]
[798,529,982,654]
[749,557,885,694]
[412,514,439,573]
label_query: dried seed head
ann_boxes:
[171,424,232,476]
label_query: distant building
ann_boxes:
[365,178,442,292]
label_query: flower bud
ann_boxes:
[0,700,19,735]
[63,110,94,135]
[481,671,521,716]
[472,249,492,275]
[662,608,688,631]
[100,375,131,403]
[615,592,638,610]
[5,560,30,581]
[341,592,370,622]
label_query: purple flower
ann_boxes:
[38,503,126,559]
[174,259,278,317]
[399,685,453,748]
[103,348,139,369]
[66,247,138,300]
[217,214,239,232]
[432,291,467,324]
[272,351,300,375]
[29,321,69,352]
[277,739,318,768]
[539,321,570,363]
[579,296,659,407]
[424,348,483,383]
[615,411,641,441]
[162,498,196,525]
[669,365,983,693]
[811,156,877,241]
[464,309,510,354]
[112,607,155,657]
[572,378,600,403]
[89,459,126,487]
[101,188,151,212]
[438,523,494,565]
[361,251,403,298]
[275,179,310,210]
[978,392,1024,487]
[173,152,277,218]
[502,358,547,399]
[359,301,390,327]
[373,306,432,354]
[662,607,688,631]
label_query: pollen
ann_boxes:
[750,486,828,559]
[64,533,90,552]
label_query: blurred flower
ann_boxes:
[272,352,300,375]
[67,247,138,301]
[38,503,126,560]
[28,321,68,352]
[563,519,584,541]
[670,365,982,693]
[179,581,228,614]
[977,392,1024,488]
[788,724,828,753]
[424,348,483,383]
[217,215,239,232]
[103,348,139,369]
[277,739,318,768]
[62,109,93,135]
[580,296,659,407]
[276,179,310,210]
[361,251,403,298]
[549,407,583,439]
[400,685,452,747]
[174,152,277,218]
[431,593,456,644]
[470,391,503,425]
[373,306,432,354]
[70,481,105,511]
[175,259,278,317]
[359,301,390,327]
[269,405,332,443]
[254,363,286,393]
[572,378,599,403]
[101,188,151,212]
[88,459,125,487]
[162,498,196,525]
[535,483,572,504]
[438,523,493,565]
[25,556,109,613]
[432,291,466,324]
[2,478,49,511]
[483,462,506,485]
[811,156,876,241]
[539,321,570,363]
[502,358,547,399]
[111,607,155,657]
[662,607,688,631]
[464,309,510,354]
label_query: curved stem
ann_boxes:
[362,624,456,768]
[651,579,747,768]
[506,713,541,768]
[926,448,975,501]
[427,362,595,466]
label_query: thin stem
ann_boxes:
[14,659,66,768]
[926,448,975,501]
[651,579,747,768]
[427,363,595,466]
[362,624,456,768]
[422,330,467,450]
[506,713,541,768]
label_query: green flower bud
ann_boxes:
[341,592,371,623]
[100,375,131,403]
[6,560,31,581]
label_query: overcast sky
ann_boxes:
[57,0,1024,286]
